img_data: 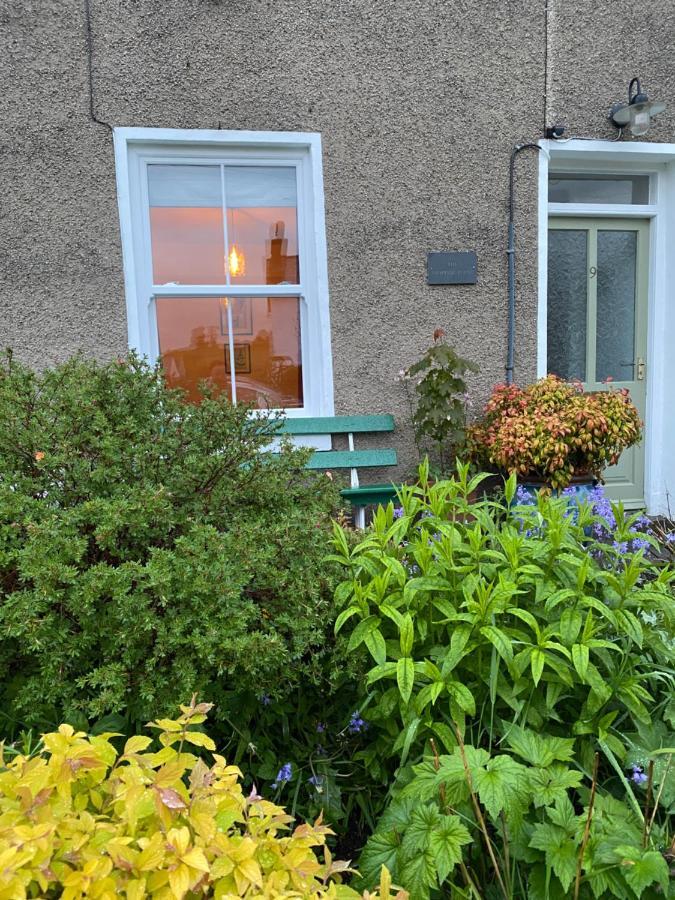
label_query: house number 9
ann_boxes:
[589,266,597,278]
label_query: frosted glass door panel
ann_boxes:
[596,230,637,383]
[547,229,588,381]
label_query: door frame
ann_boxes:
[538,140,675,516]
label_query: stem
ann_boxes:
[645,753,673,845]
[574,752,599,900]
[452,723,509,900]
[642,760,654,848]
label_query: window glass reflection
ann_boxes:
[225,167,299,285]
[156,296,303,408]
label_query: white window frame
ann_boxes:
[113,127,334,419]
[538,139,675,515]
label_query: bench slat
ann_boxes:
[305,449,397,469]
[277,414,394,435]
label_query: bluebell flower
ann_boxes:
[393,506,404,519]
[666,532,675,544]
[515,485,535,505]
[613,541,628,554]
[630,537,650,552]
[348,711,368,734]
[308,774,323,787]
[316,722,326,733]
[260,694,271,706]
[631,765,648,785]
[272,762,292,788]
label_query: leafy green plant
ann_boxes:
[0,697,406,899]
[398,330,478,474]
[330,463,675,897]
[0,351,342,733]
[467,376,642,489]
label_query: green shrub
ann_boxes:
[0,352,342,734]
[0,697,405,899]
[330,463,675,898]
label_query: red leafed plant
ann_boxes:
[467,375,642,490]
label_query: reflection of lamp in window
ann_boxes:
[228,245,245,277]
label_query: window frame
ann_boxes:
[113,127,334,418]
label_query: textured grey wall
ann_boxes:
[1,0,670,478]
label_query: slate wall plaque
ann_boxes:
[427,251,477,285]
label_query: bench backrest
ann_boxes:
[275,414,397,470]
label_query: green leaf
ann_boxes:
[429,815,471,883]
[505,725,575,767]
[559,607,582,645]
[364,628,387,665]
[473,754,530,820]
[530,648,545,686]
[529,764,582,807]
[357,831,402,888]
[401,804,440,855]
[399,613,414,656]
[400,851,437,900]
[480,625,514,664]
[347,615,381,651]
[334,605,360,634]
[614,846,670,896]
[397,657,415,704]
[529,823,578,892]
[571,643,589,681]
[446,680,476,715]
[404,576,453,604]
[440,624,472,677]
[366,661,398,685]
[399,717,421,767]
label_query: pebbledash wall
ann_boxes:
[2,0,674,489]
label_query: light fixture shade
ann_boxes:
[610,78,665,136]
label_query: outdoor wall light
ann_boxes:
[610,78,665,137]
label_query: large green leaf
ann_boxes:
[505,725,575,767]
[529,764,582,807]
[347,615,381,651]
[429,815,471,883]
[614,846,670,896]
[400,851,437,900]
[357,831,402,888]
[529,823,578,892]
[397,657,415,704]
[473,754,530,820]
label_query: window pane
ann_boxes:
[547,229,587,381]
[225,167,299,285]
[548,174,649,204]
[148,165,225,285]
[156,295,303,408]
[596,231,637,382]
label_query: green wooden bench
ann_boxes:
[276,415,399,527]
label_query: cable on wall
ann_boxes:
[84,0,113,130]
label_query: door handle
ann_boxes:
[619,359,646,380]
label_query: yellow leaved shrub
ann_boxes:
[0,698,403,900]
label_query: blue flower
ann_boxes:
[393,506,404,519]
[631,765,648,785]
[272,762,292,788]
[348,711,368,734]
[666,532,675,544]
[515,485,535,505]
[308,774,323,787]
[316,722,326,733]
[612,541,628,554]
[260,694,271,706]
[630,537,650,552]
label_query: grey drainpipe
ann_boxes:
[506,143,544,384]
